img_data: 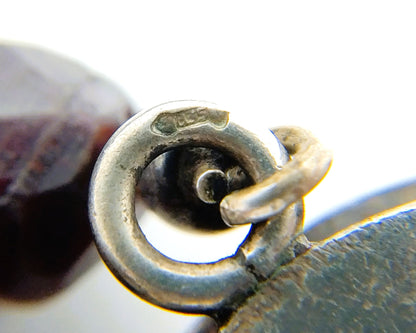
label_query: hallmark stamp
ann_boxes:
[151,107,229,136]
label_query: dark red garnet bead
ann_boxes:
[0,44,133,300]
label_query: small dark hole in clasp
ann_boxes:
[135,147,252,263]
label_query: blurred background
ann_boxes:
[1,1,416,332]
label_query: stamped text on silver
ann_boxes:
[151,107,229,136]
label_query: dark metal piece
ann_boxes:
[220,208,416,332]
[195,168,228,204]
[0,44,132,300]
[139,147,251,231]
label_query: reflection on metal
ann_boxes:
[89,100,415,332]
[139,146,253,231]
[221,208,416,332]
[221,126,332,226]
[90,101,332,315]
[90,101,307,314]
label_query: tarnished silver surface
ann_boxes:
[220,208,416,332]
[89,101,305,314]
[221,127,332,226]
[195,168,228,204]
[138,146,252,231]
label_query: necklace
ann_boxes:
[1,42,415,332]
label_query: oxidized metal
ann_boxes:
[139,146,253,231]
[2,43,414,332]
[89,100,416,331]
[0,44,132,300]
[221,126,332,226]
[220,207,416,332]
[89,101,330,316]
[89,100,303,314]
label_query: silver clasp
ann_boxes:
[89,100,331,314]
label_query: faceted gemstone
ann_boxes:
[0,44,133,300]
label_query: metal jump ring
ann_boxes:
[89,101,303,314]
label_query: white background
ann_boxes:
[1,1,416,332]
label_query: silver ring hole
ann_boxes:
[137,148,252,263]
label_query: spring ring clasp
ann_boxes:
[89,100,331,314]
